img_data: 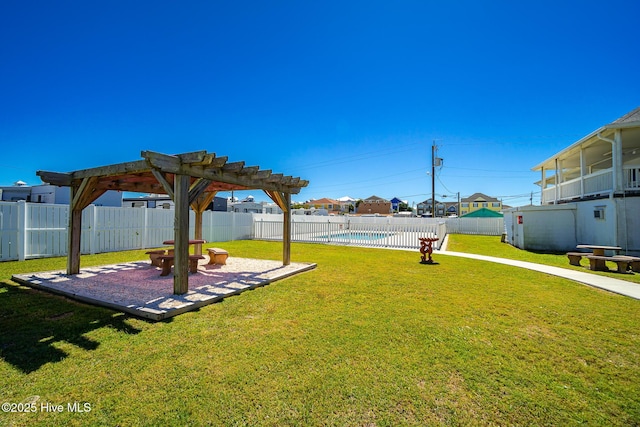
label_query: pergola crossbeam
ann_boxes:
[188,178,213,205]
[223,161,245,172]
[151,170,175,200]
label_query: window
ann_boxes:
[473,202,479,207]
[482,202,488,208]
[461,202,469,208]
[492,202,500,207]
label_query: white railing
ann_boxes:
[626,166,640,189]
[0,202,503,261]
[584,170,612,195]
[560,178,582,200]
[541,169,613,204]
[541,187,555,204]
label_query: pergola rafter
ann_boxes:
[37,150,308,295]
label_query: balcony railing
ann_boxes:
[541,167,639,204]
[627,166,640,189]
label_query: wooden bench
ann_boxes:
[157,255,206,276]
[145,250,166,267]
[207,248,229,265]
[586,255,633,273]
[566,252,592,266]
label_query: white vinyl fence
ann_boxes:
[254,218,445,248]
[253,214,504,247]
[0,201,253,261]
[0,201,504,261]
[254,214,448,250]
[443,217,505,236]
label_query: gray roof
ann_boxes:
[363,195,390,202]
[462,192,500,203]
[533,106,640,171]
[611,106,640,125]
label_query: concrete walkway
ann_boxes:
[439,250,640,300]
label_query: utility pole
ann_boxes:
[431,140,436,218]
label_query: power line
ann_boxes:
[293,141,425,171]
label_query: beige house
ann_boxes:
[307,198,341,213]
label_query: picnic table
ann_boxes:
[575,244,623,271]
[144,240,207,276]
[575,244,622,256]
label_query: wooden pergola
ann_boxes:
[37,150,309,294]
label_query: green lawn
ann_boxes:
[1,240,639,426]
[446,233,640,284]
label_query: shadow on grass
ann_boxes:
[0,281,152,374]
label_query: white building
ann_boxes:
[228,200,283,214]
[506,107,640,255]
[0,182,122,206]
[123,195,175,209]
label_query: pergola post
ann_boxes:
[66,177,106,275]
[173,174,190,294]
[283,192,291,265]
[264,190,292,266]
[67,194,82,274]
[191,191,216,257]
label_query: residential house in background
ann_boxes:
[123,195,174,209]
[123,195,228,211]
[0,181,122,206]
[307,198,341,214]
[389,197,404,212]
[0,181,31,202]
[444,203,459,216]
[337,196,357,214]
[356,195,392,215]
[416,199,448,217]
[262,203,283,215]
[507,106,640,254]
[459,193,502,216]
[229,196,264,213]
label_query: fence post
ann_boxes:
[141,207,148,249]
[87,204,97,255]
[231,212,236,241]
[17,200,27,261]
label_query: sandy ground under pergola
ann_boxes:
[12,257,316,321]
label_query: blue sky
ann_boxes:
[2,1,639,208]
